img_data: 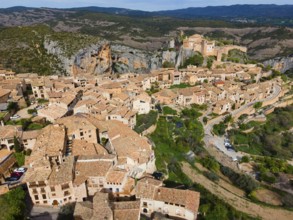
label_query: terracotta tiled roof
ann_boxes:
[48,156,74,185]
[74,202,93,220]
[0,88,11,98]
[74,159,112,185]
[113,200,140,220]
[0,152,16,175]
[154,188,200,214]
[106,169,127,184]
[21,130,40,140]
[71,139,108,156]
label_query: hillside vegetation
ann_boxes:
[229,105,293,159]
[0,25,99,74]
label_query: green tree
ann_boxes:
[0,187,26,220]
[203,117,208,124]
[182,53,204,68]
[13,136,21,153]
[162,61,175,68]
[7,102,18,113]
[253,102,262,109]
[241,156,250,163]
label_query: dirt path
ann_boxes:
[195,163,245,197]
[182,162,293,220]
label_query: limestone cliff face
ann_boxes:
[162,50,177,65]
[44,39,164,75]
[44,39,74,75]
[111,45,162,73]
[263,56,293,73]
[73,43,112,75]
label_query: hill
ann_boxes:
[156,4,293,19]
[0,5,292,74]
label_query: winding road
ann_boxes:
[203,84,282,162]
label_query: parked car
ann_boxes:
[152,171,164,180]
[14,167,27,173]
[5,176,20,182]
[11,172,23,177]
[35,105,43,110]
[10,114,20,120]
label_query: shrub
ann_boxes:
[260,172,276,184]
[203,171,220,182]
[253,102,262,109]
[213,122,227,136]
[27,109,37,115]
[163,106,177,115]
[241,156,250,163]
[162,61,175,68]
[220,166,259,193]
[201,156,220,172]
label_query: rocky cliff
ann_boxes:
[263,56,293,73]
[162,50,177,65]
[111,45,162,73]
[44,39,164,75]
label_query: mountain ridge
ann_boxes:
[0,4,293,19]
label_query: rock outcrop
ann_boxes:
[111,45,162,73]
[162,50,177,65]
[263,56,293,73]
[44,39,164,75]
[73,43,112,75]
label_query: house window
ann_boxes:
[42,194,46,199]
[143,202,148,207]
[80,132,84,136]
[34,195,39,200]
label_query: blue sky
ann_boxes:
[1,0,292,11]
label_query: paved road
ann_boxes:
[203,84,282,161]
[30,205,59,220]
[15,103,38,119]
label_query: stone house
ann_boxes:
[132,93,152,115]
[21,130,40,150]
[0,125,22,151]
[0,88,11,103]
[212,99,233,115]
[74,191,141,220]
[136,177,200,220]
[0,149,17,184]
[106,106,137,129]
